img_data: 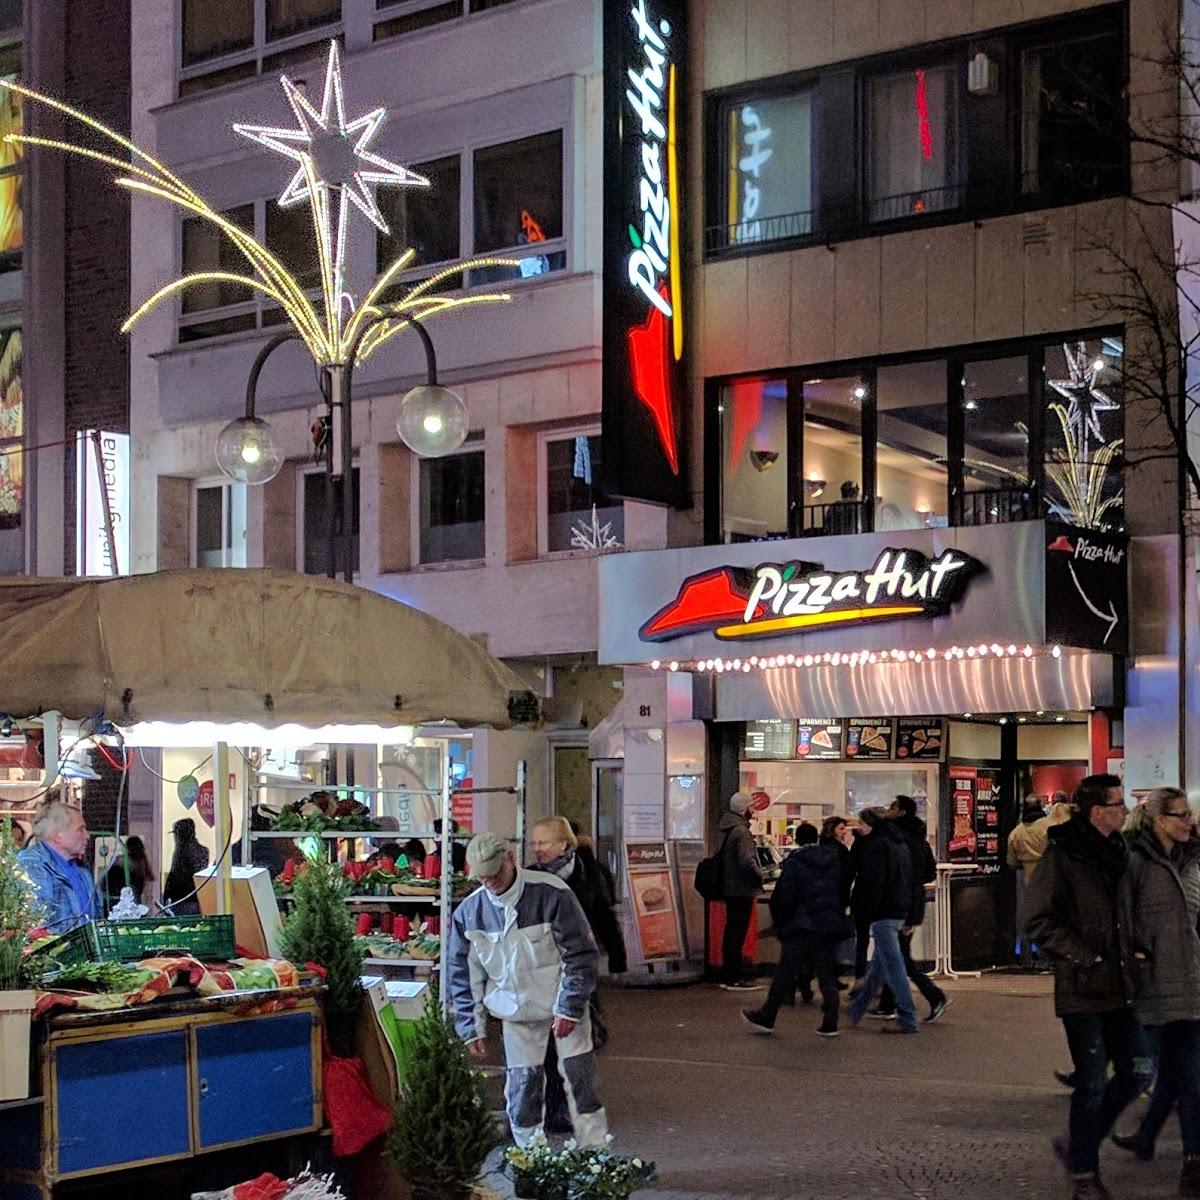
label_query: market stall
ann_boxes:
[0,568,533,1199]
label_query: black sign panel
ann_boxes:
[845,719,894,760]
[743,719,796,760]
[1044,522,1128,654]
[601,0,689,508]
[895,719,945,761]
[795,718,842,760]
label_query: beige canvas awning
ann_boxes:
[0,568,533,730]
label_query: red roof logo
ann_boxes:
[627,283,680,475]
[1048,535,1075,553]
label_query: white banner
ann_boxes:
[75,430,130,576]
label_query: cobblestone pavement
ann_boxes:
[484,976,1187,1200]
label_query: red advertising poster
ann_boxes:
[948,766,977,861]
[627,857,683,961]
[451,776,474,833]
[196,774,237,829]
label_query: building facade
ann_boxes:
[592,0,1196,969]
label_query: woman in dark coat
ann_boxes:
[163,818,209,914]
[105,835,154,907]
[529,815,627,1132]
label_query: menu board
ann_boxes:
[895,719,945,761]
[743,719,797,761]
[974,770,1001,867]
[796,718,843,760]
[948,766,977,860]
[845,718,894,760]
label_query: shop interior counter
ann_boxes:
[0,986,323,1200]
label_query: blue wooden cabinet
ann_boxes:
[0,996,323,1197]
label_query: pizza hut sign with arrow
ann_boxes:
[640,547,984,643]
[1044,522,1129,654]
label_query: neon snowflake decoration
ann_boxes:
[569,506,622,552]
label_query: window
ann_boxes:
[0,324,21,534]
[179,0,340,97]
[472,131,565,282]
[179,204,257,342]
[265,201,321,292]
[420,439,484,563]
[867,64,962,223]
[194,482,248,568]
[875,360,950,529]
[959,355,1035,526]
[0,45,22,270]
[302,468,360,576]
[724,92,814,246]
[719,377,789,543]
[372,0,519,43]
[542,433,624,554]
[1042,336,1124,531]
[801,376,866,536]
[1020,29,1124,203]
[377,155,461,272]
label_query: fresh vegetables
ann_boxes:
[46,961,152,993]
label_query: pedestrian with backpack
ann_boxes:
[707,790,765,991]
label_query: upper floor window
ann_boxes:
[373,0,520,42]
[866,63,962,223]
[420,437,485,564]
[302,467,360,577]
[706,9,1125,256]
[712,331,1124,544]
[0,323,21,538]
[540,431,624,554]
[378,155,461,273]
[179,0,340,98]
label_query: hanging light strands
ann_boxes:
[0,42,518,369]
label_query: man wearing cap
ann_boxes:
[447,831,608,1148]
[717,790,767,990]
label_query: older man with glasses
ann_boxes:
[1028,774,1152,1200]
[1110,787,1200,1196]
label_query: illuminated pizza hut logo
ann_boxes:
[639,548,983,643]
[624,0,682,475]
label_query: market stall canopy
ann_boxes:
[0,569,536,730]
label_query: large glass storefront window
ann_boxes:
[875,359,949,529]
[959,354,1034,526]
[800,375,866,536]
[1043,336,1124,531]
[719,377,789,543]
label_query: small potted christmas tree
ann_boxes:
[0,819,43,1100]
[387,990,499,1200]
[279,857,363,1057]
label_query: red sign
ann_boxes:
[195,774,237,829]
[451,777,474,834]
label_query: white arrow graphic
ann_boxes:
[1067,561,1119,645]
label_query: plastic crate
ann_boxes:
[93,915,236,962]
[41,922,100,968]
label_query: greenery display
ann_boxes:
[504,1137,657,1200]
[278,857,363,1055]
[387,989,499,1200]
[0,819,45,991]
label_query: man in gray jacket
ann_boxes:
[717,791,765,991]
[447,832,607,1147]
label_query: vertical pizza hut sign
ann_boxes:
[601,0,689,508]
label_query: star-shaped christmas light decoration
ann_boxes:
[569,505,623,553]
[1047,341,1120,443]
[234,41,428,336]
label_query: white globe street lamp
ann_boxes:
[215,415,283,485]
[396,383,468,457]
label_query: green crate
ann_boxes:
[93,914,236,962]
[41,922,100,969]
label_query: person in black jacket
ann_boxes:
[872,797,949,1023]
[163,818,209,915]
[846,809,919,1033]
[742,824,851,1037]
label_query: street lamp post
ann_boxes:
[232,312,463,584]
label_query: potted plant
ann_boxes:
[387,990,499,1200]
[0,819,44,1100]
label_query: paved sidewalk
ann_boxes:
[490,975,1185,1200]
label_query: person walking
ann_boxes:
[529,815,627,1133]
[163,817,210,915]
[870,797,949,1023]
[104,834,155,908]
[717,791,765,991]
[1109,787,1200,1193]
[741,823,851,1037]
[447,832,607,1148]
[846,809,919,1034]
[1027,774,1150,1200]
[1010,794,1073,967]
[19,801,100,931]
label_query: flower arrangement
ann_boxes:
[503,1136,656,1200]
[0,818,45,991]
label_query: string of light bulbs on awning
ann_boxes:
[647,643,1065,674]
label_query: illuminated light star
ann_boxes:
[627,283,680,474]
[233,41,429,334]
[1048,341,1119,443]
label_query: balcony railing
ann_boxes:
[953,485,1036,528]
[797,499,871,538]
